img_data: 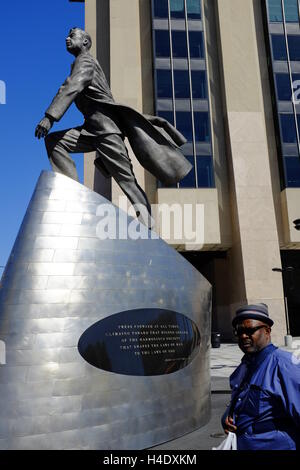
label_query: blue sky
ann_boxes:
[0,0,85,270]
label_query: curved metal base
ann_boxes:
[0,171,211,450]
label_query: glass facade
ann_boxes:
[152,0,214,188]
[268,0,299,22]
[265,0,300,188]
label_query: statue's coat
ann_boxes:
[46,53,192,184]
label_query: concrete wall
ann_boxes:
[84,0,112,199]
[203,0,232,250]
[156,188,221,250]
[215,0,286,344]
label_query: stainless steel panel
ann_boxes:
[33,237,79,250]
[53,249,95,263]
[10,248,55,263]
[20,223,62,238]
[42,212,83,225]
[27,263,75,276]
[1,274,48,291]
[65,201,99,214]
[46,276,86,290]
[0,171,211,450]
[60,225,97,237]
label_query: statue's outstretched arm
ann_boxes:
[35,55,94,139]
[45,56,94,122]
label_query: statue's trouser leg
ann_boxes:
[45,129,152,225]
[94,134,152,220]
[45,127,94,182]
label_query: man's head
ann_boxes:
[66,28,92,56]
[232,303,273,354]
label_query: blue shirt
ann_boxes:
[222,343,300,450]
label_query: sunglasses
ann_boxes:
[233,325,267,337]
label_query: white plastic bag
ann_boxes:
[212,432,237,450]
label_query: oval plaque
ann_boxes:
[78,308,201,376]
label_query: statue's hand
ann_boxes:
[35,116,53,139]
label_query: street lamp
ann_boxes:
[272,267,293,347]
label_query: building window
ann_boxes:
[275,73,292,100]
[155,30,171,58]
[170,0,185,19]
[153,0,169,18]
[151,0,214,189]
[288,35,300,61]
[156,69,173,98]
[265,0,300,189]
[172,31,188,58]
[194,112,210,142]
[271,35,287,60]
[158,110,175,126]
[268,0,299,23]
[280,114,297,142]
[284,157,300,186]
[268,0,283,22]
[284,0,299,22]
[189,31,204,58]
[187,0,202,19]
[176,111,193,141]
[197,156,215,187]
[191,70,207,99]
[178,156,215,188]
[292,72,300,83]
[174,70,191,98]
[179,156,196,187]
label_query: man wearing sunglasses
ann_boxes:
[221,303,300,450]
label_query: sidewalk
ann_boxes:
[152,342,299,450]
[211,343,242,392]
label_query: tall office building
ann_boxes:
[71,0,300,344]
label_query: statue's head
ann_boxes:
[66,28,92,56]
